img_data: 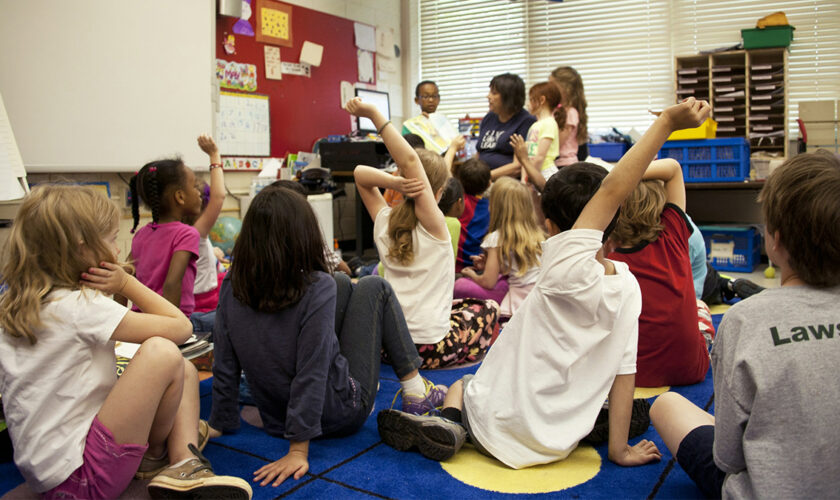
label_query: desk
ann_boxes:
[685,181,765,225]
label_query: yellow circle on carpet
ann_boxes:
[440,444,601,494]
[634,386,670,399]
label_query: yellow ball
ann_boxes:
[764,266,776,279]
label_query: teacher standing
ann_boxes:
[476,73,536,180]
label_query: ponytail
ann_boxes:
[387,200,418,265]
[553,104,567,134]
[130,158,187,231]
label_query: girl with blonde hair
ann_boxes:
[347,97,499,369]
[0,185,249,499]
[456,177,545,318]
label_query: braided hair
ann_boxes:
[129,158,187,232]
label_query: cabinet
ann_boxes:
[675,48,788,159]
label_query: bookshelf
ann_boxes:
[675,48,788,158]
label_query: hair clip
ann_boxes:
[555,103,564,109]
[149,166,157,173]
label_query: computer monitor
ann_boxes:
[354,88,390,134]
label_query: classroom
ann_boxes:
[0,1,839,499]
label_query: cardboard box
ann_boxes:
[799,101,837,122]
[803,122,838,146]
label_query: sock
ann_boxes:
[168,457,194,469]
[440,407,463,423]
[400,374,426,396]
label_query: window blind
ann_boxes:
[417,0,840,137]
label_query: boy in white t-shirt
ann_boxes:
[376,98,710,468]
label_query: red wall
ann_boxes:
[216,4,360,156]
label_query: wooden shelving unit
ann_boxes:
[675,48,788,159]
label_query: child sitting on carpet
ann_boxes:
[207,186,447,488]
[453,157,492,271]
[650,150,840,499]
[347,97,499,370]
[129,139,210,333]
[375,97,710,468]
[607,159,711,387]
[0,185,250,499]
[455,177,544,318]
[438,177,466,259]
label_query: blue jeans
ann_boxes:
[190,310,216,336]
[333,272,422,414]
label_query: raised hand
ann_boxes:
[662,97,711,132]
[344,97,377,119]
[197,134,219,156]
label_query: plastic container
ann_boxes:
[667,118,717,141]
[699,225,762,273]
[658,138,750,183]
[588,142,629,161]
[741,25,795,49]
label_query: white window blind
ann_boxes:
[418,0,840,137]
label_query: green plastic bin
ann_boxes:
[741,25,794,49]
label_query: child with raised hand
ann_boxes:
[188,135,226,318]
[510,81,565,189]
[376,97,709,469]
[455,177,544,318]
[0,185,251,500]
[346,97,499,369]
[129,146,203,325]
[607,159,712,387]
[650,150,840,499]
[207,186,446,488]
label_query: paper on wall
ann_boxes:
[281,61,311,77]
[264,46,282,80]
[376,27,395,57]
[0,91,27,201]
[357,50,374,84]
[340,81,355,108]
[377,56,396,73]
[300,41,324,67]
[353,22,376,52]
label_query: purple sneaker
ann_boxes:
[400,378,448,415]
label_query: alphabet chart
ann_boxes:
[217,92,270,156]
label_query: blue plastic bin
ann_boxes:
[658,138,750,183]
[699,225,762,273]
[588,142,629,162]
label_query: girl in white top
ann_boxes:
[0,185,250,499]
[346,97,500,369]
[458,177,544,317]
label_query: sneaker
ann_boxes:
[377,409,466,461]
[147,444,252,500]
[580,398,651,446]
[135,419,211,479]
[719,277,737,302]
[400,378,448,415]
[732,278,765,299]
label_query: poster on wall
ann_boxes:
[216,59,258,91]
[217,92,270,156]
[357,49,374,84]
[264,46,282,80]
[255,0,293,47]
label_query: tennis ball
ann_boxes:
[764,266,776,279]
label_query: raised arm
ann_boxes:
[642,158,685,210]
[192,134,225,237]
[345,97,447,240]
[573,98,709,233]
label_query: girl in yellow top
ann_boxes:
[511,82,565,187]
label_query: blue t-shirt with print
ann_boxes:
[476,109,536,170]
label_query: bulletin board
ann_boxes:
[218,92,271,156]
[216,1,360,156]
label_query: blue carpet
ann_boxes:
[0,314,723,499]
